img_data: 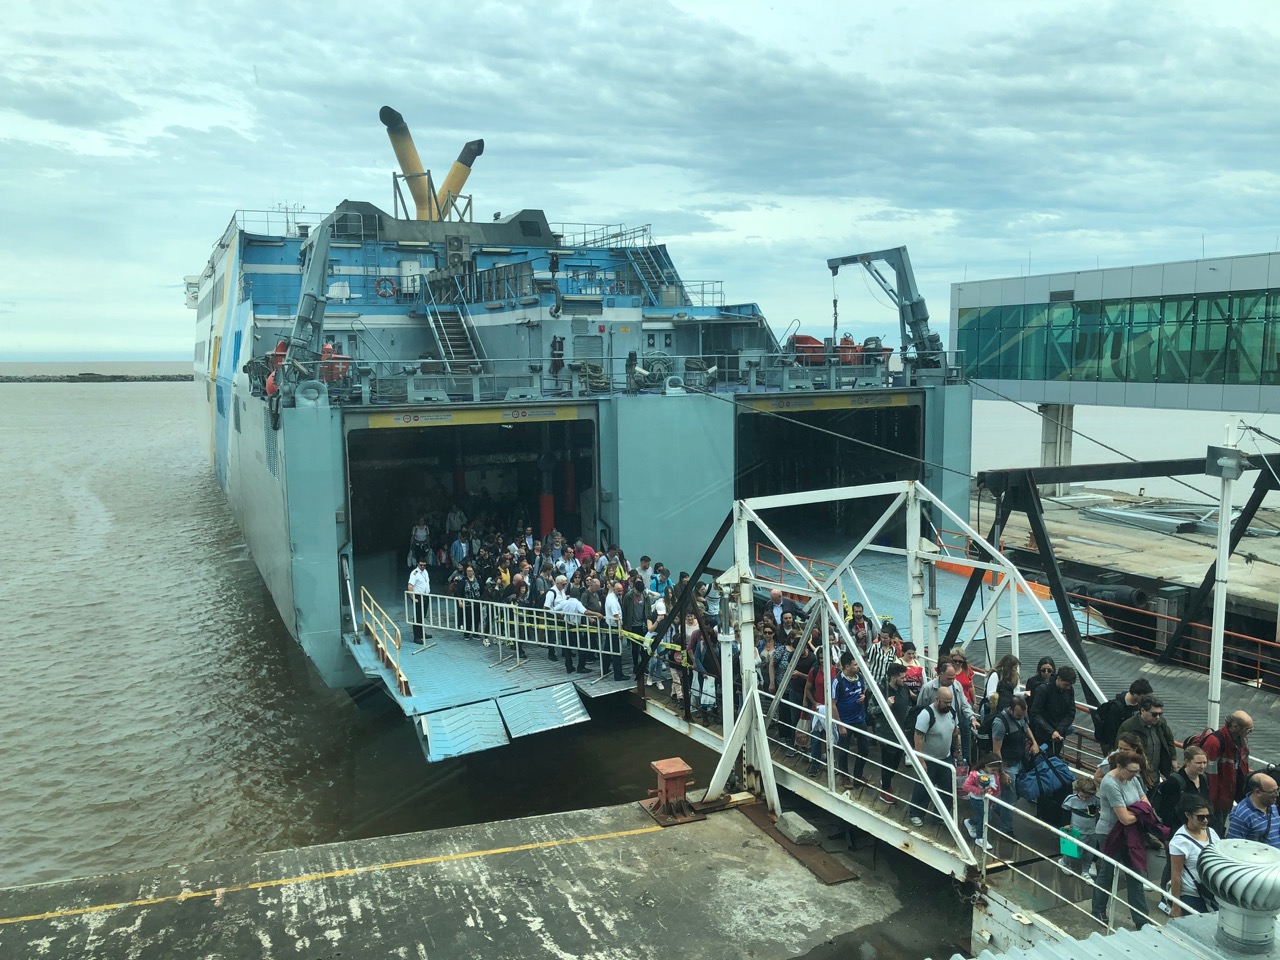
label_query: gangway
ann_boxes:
[627,480,1106,880]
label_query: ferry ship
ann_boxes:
[187,106,972,755]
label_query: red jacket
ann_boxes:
[1204,727,1251,812]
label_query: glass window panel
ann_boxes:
[1228,317,1264,385]
[1098,300,1130,381]
[1132,299,1162,326]
[1233,292,1266,322]
[1017,303,1048,380]
[1045,303,1074,380]
[1199,295,1229,322]
[993,305,1023,379]
[1263,318,1280,385]
[956,325,980,374]
[974,306,1003,378]
[1190,317,1228,384]
[1157,298,1195,383]
[1126,323,1159,382]
[1072,301,1102,380]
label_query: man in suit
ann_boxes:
[766,588,805,629]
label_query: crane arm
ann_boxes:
[826,245,942,367]
[279,224,333,398]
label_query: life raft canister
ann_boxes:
[375,277,398,299]
[267,339,288,370]
[319,343,351,383]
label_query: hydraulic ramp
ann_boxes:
[346,586,623,763]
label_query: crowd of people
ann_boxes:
[743,597,1274,930]
[403,505,722,688]
[404,505,1274,932]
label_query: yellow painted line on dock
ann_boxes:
[0,824,665,927]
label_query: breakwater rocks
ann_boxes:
[0,373,194,383]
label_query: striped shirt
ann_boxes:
[1228,800,1280,848]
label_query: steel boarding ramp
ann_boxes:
[759,551,1093,640]
[416,683,591,762]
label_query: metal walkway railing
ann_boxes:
[979,795,1199,934]
[359,586,412,696]
[402,591,648,684]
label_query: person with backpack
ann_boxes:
[877,662,913,805]
[1092,678,1153,755]
[1201,711,1253,833]
[990,695,1036,837]
[1116,695,1176,783]
[919,661,978,768]
[1156,745,1210,830]
[1029,665,1077,758]
[909,686,960,828]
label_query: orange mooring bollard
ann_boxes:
[640,757,704,825]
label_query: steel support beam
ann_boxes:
[1157,467,1277,665]
[979,453,1280,490]
[1012,471,1094,697]
[940,493,1013,656]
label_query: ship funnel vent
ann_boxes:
[1197,839,1280,954]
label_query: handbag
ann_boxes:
[1017,749,1076,802]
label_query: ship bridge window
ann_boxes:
[520,220,542,237]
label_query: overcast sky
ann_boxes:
[3,0,1278,359]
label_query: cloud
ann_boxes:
[1,0,1279,356]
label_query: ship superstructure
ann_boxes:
[187,107,972,753]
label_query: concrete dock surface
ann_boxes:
[0,801,906,960]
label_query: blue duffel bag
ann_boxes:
[1016,748,1076,803]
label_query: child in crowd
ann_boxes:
[1059,775,1101,877]
[961,753,1006,852]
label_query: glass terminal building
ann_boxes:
[949,252,1280,413]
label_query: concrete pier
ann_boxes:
[0,801,902,959]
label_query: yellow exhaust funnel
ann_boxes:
[379,105,435,220]
[435,140,484,219]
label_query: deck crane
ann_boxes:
[827,246,944,384]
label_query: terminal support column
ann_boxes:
[1038,403,1074,497]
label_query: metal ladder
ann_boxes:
[626,245,690,307]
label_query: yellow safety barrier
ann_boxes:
[361,586,412,696]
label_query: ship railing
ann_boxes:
[245,271,423,307]
[234,208,318,239]
[978,794,1198,933]
[405,591,647,684]
[550,223,652,248]
[1066,589,1280,694]
[251,350,961,406]
[680,281,725,307]
[360,586,412,697]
